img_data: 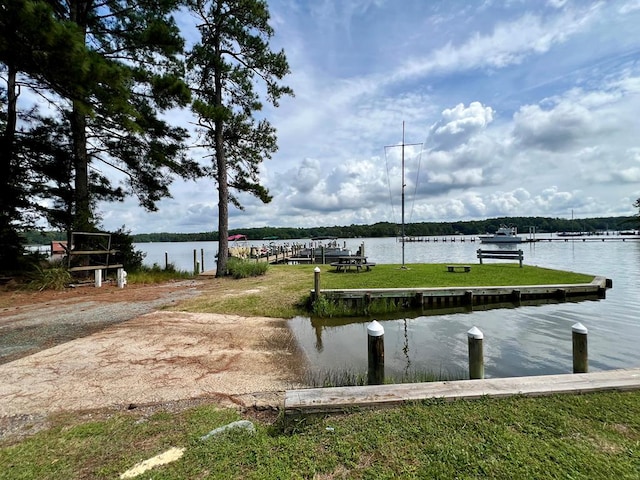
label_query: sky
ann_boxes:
[98,0,640,234]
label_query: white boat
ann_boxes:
[479,225,523,244]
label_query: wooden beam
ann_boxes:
[285,368,640,415]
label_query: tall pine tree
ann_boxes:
[186,0,293,276]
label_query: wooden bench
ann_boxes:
[477,249,523,267]
[68,264,126,287]
[447,265,471,273]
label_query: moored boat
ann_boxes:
[479,225,523,244]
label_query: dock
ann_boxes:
[285,367,640,416]
[316,276,611,311]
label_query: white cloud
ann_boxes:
[90,0,640,233]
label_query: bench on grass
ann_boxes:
[447,265,471,273]
[477,249,524,267]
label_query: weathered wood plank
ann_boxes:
[68,264,124,272]
[285,368,640,415]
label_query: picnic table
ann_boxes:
[330,256,376,272]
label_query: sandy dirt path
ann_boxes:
[0,280,304,441]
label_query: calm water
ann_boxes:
[136,236,640,378]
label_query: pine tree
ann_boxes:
[186,0,293,276]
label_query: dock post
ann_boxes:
[165,251,169,270]
[193,249,197,274]
[201,248,205,272]
[464,290,474,305]
[117,268,126,288]
[367,320,385,385]
[313,267,321,301]
[467,326,484,379]
[572,322,588,373]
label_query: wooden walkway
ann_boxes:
[285,368,640,415]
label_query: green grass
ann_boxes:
[2,391,639,479]
[126,264,194,284]
[318,263,594,289]
[176,263,596,318]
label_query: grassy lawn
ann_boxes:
[176,263,595,318]
[1,391,639,479]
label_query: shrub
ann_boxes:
[27,263,71,291]
[226,257,269,279]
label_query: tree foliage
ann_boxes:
[0,0,203,272]
[186,0,293,276]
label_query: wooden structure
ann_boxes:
[477,248,524,267]
[314,276,611,312]
[284,367,640,416]
[447,265,471,273]
[330,256,376,272]
[65,232,124,287]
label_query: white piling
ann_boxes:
[367,320,385,385]
[467,326,484,379]
[572,322,588,373]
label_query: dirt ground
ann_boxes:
[0,279,305,442]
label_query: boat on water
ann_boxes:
[298,239,352,263]
[478,225,523,244]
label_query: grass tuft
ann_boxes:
[226,257,269,278]
[26,264,71,291]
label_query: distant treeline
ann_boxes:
[22,215,637,245]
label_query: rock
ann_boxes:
[200,420,255,441]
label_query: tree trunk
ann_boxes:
[71,101,92,233]
[0,65,23,270]
[213,25,229,277]
[216,132,229,277]
[68,1,92,236]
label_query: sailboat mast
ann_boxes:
[384,122,421,269]
[401,122,406,267]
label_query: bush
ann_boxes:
[226,257,269,278]
[27,263,71,291]
[108,227,145,272]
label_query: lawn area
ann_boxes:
[318,263,594,289]
[175,263,596,318]
[1,391,638,479]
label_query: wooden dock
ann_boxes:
[285,368,640,416]
[317,276,611,310]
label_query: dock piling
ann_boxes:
[367,320,385,385]
[313,267,321,301]
[467,326,484,379]
[572,322,588,373]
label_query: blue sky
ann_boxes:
[100,0,640,234]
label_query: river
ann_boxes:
[136,235,640,379]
